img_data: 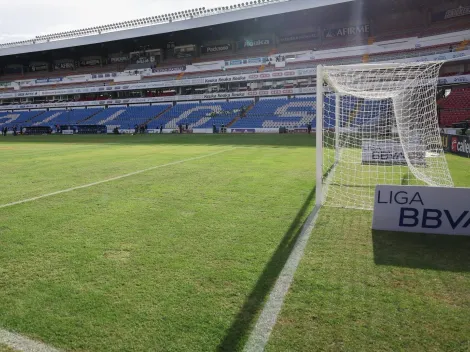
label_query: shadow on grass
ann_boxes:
[372,230,470,273]
[217,184,317,351]
[0,134,316,148]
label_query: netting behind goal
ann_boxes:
[316,62,454,210]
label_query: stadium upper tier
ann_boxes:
[0,31,469,102]
[1,0,470,94]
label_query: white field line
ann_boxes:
[244,205,321,352]
[0,329,62,352]
[0,147,236,210]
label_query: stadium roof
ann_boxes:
[0,0,353,57]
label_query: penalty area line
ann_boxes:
[0,329,62,352]
[243,205,322,352]
[0,147,237,210]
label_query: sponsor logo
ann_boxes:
[248,75,259,79]
[54,62,75,70]
[279,32,318,43]
[373,185,470,236]
[201,44,231,54]
[110,56,129,63]
[260,74,270,78]
[449,135,470,156]
[30,64,48,72]
[243,39,270,47]
[230,92,246,97]
[444,6,470,19]
[324,24,370,38]
[272,72,283,77]
[232,128,256,133]
[362,141,425,165]
[283,71,295,76]
[80,59,101,66]
[135,56,155,64]
[152,66,186,74]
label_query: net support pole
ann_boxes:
[335,92,340,163]
[316,65,324,207]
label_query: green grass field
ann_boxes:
[0,134,468,352]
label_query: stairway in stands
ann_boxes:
[227,102,255,127]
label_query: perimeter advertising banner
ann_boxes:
[373,185,470,236]
[231,128,256,134]
[442,134,470,157]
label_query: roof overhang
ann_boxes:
[0,0,353,57]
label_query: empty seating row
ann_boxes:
[86,105,172,129]
[438,87,470,127]
[148,100,253,129]
[0,111,43,129]
[231,97,318,129]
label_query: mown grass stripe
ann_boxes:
[0,147,236,210]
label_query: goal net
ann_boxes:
[316,62,454,210]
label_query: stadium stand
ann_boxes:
[83,105,172,130]
[231,96,317,129]
[31,108,104,127]
[0,110,44,129]
[0,0,469,130]
[438,87,470,127]
[149,100,253,129]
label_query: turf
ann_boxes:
[267,153,470,352]
[0,134,468,352]
[0,134,315,351]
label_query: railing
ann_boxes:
[0,0,288,49]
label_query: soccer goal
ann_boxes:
[315,62,454,210]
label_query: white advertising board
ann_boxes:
[372,185,470,236]
[362,141,426,165]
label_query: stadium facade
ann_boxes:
[0,0,469,133]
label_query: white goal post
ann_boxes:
[316,62,454,210]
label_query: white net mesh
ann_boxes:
[318,62,454,210]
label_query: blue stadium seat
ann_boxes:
[148,100,253,129]
[0,111,45,129]
[231,97,319,128]
[81,105,172,129]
